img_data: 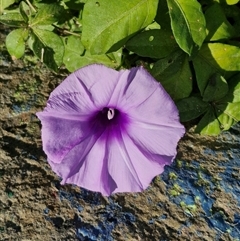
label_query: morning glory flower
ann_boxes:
[36,64,185,196]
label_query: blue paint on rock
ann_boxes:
[161,124,240,240]
[75,199,136,241]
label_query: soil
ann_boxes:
[0,25,239,241]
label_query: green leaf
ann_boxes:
[30,28,64,71]
[223,4,240,35]
[32,24,55,32]
[155,0,171,31]
[167,0,206,55]
[217,102,240,121]
[30,3,64,26]
[176,96,209,122]
[195,108,221,135]
[193,43,240,95]
[82,0,158,54]
[151,50,192,100]
[126,29,178,58]
[192,58,215,96]
[63,0,85,10]
[64,50,121,72]
[210,73,240,131]
[145,21,161,30]
[202,74,228,102]
[205,3,235,41]
[19,1,31,23]
[0,12,26,27]
[63,35,85,58]
[6,28,29,59]
[63,35,85,71]
[201,43,240,71]
[217,112,236,131]
[0,0,15,13]
[226,0,239,5]
[219,73,240,103]
[106,50,122,66]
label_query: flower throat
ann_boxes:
[101,107,119,121]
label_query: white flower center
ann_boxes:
[107,108,115,120]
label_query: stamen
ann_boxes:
[107,108,115,120]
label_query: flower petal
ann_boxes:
[107,129,168,194]
[107,67,159,108]
[49,133,117,196]
[109,67,180,124]
[45,92,94,114]
[65,64,119,108]
[127,120,184,157]
[36,114,90,163]
[45,65,120,113]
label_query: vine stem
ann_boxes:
[52,24,81,37]
[26,0,37,13]
[61,30,81,37]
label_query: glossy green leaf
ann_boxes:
[193,43,240,95]
[205,3,235,41]
[155,0,171,31]
[202,74,228,102]
[145,21,161,30]
[6,28,29,59]
[201,43,240,71]
[0,12,26,27]
[82,0,158,54]
[30,28,64,71]
[0,0,15,13]
[167,0,206,55]
[217,102,240,121]
[176,96,209,122]
[195,109,221,135]
[151,51,192,100]
[64,50,121,72]
[30,3,64,26]
[126,29,178,58]
[226,0,239,5]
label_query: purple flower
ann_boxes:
[36,64,185,196]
